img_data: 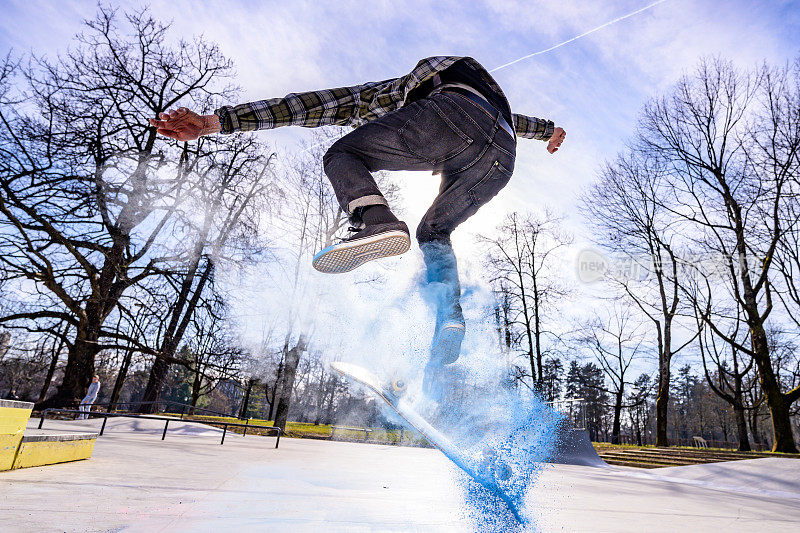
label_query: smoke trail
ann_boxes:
[489,0,671,73]
[293,2,670,157]
[439,384,565,531]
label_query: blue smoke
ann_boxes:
[426,381,564,531]
[354,241,567,529]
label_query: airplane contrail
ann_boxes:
[296,1,670,154]
[490,0,671,73]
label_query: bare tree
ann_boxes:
[0,8,236,407]
[105,297,159,411]
[589,56,800,450]
[273,335,307,431]
[585,152,696,446]
[579,303,647,444]
[182,301,244,414]
[262,130,397,430]
[637,57,800,451]
[693,300,756,451]
[479,211,571,391]
[137,134,275,412]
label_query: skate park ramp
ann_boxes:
[4,416,800,532]
[638,457,800,500]
[548,427,609,467]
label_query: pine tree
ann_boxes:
[541,356,564,402]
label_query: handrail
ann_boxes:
[94,400,240,419]
[331,425,373,440]
[37,408,282,448]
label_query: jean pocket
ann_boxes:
[400,99,473,164]
[468,160,513,206]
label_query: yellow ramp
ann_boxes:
[13,432,99,469]
[0,399,33,471]
[1,399,99,470]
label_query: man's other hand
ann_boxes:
[149,107,218,141]
[547,127,566,154]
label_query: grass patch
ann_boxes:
[179,415,429,446]
[592,442,800,457]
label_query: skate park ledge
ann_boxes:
[1,399,98,471]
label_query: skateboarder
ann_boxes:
[150,56,565,388]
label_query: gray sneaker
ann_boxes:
[430,321,465,365]
[312,221,411,274]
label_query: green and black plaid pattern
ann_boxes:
[216,56,554,141]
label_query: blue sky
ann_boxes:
[2,0,797,241]
[2,0,799,365]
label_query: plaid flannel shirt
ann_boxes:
[215,56,554,141]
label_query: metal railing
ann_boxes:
[37,408,283,448]
[330,426,373,440]
[83,400,240,419]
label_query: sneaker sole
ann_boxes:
[431,323,465,365]
[312,230,411,273]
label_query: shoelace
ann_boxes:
[336,225,365,243]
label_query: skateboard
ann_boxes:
[329,361,526,525]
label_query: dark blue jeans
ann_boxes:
[323,91,517,327]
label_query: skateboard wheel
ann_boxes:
[494,463,512,481]
[391,379,406,394]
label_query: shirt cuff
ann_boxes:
[543,120,555,141]
[214,106,235,134]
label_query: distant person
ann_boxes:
[78,375,100,420]
[149,56,565,393]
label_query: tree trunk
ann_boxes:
[731,356,751,452]
[139,257,215,414]
[324,377,337,425]
[189,369,202,415]
[734,404,751,452]
[268,361,283,420]
[41,233,129,410]
[532,275,543,392]
[750,405,761,448]
[139,357,170,413]
[612,388,624,444]
[239,378,254,419]
[39,326,99,409]
[313,375,325,425]
[635,417,643,446]
[765,395,796,453]
[273,336,307,432]
[515,264,537,386]
[751,324,798,453]
[655,326,672,447]
[108,348,133,412]
[265,382,275,420]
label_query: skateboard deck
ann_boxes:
[329,361,526,525]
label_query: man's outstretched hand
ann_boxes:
[149,108,220,141]
[547,127,566,154]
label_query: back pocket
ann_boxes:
[400,99,472,164]
[468,160,513,206]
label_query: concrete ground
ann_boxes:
[1,417,799,532]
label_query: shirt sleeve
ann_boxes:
[214,85,364,134]
[512,114,555,141]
